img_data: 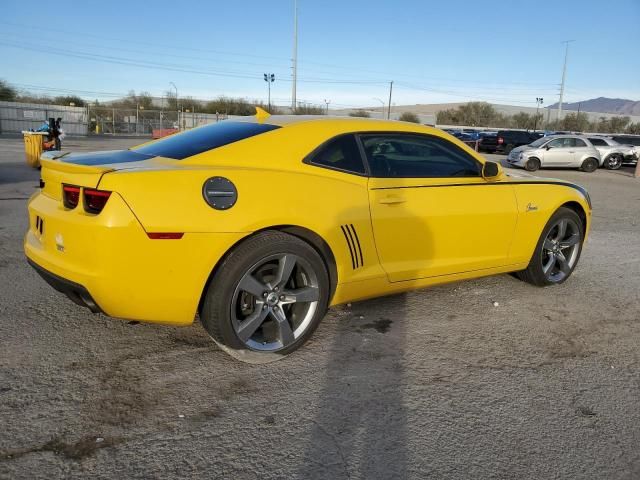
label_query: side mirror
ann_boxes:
[546,145,553,150]
[482,161,502,180]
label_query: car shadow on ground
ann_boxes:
[297,294,409,479]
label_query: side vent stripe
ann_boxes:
[340,225,357,269]
[349,224,364,267]
[344,226,359,268]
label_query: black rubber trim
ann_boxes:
[340,225,357,269]
[348,224,364,267]
[27,259,103,314]
[369,179,592,209]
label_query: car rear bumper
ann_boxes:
[24,191,246,325]
[28,259,104,313]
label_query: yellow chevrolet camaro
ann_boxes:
[25,110,591,358]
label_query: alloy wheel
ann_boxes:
[541,218,581,282]
[230,253,320,352]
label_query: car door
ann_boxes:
[572,138,594,166]
[364,133,519,282]
[543,138,575,166]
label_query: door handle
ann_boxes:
[379,195,407,205]
[568,151,575,153]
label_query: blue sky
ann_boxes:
[1,0,638,108]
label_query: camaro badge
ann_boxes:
[55,233,65,252]
[526,203,538,212]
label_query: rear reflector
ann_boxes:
[497,137,504,144]
[146,232,184,240]
[84,188,111,214]
[62,185,81,209]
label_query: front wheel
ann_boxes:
[525,157,541,172]
[200,231,330,357]
[516,207,584,286]
[603,154,623,170]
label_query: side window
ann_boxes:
[547,138,567,148]
[307,134,366,175]
[574,138,587,147]
[361,134,481,178]
[588,138,606,146]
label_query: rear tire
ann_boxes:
[525,157,541,172]
[581,157,599,173]
[516,207,584,286]
[603,154,623,170]
[201,231,330,356]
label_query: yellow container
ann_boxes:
[22,131,48,168]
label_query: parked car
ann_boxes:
[480,130,543,153]
[507,135,600,172]
[586,136,638,170]
[25,113,591,359]
[610,135,640,164]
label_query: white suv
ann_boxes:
[507,135,601,173]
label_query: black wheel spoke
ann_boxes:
[271,254,297,289]
[238,274,267,298]
[281,286,319,304]
[236,307,269,342]
[271,307,295,345]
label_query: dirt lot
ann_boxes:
[1,135,639,479]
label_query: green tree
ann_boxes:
[53,95,85,107]
[436,102,498,127]
[609,116,630,133]
[561,112,589,132]
[349,109,371,118]
[626,122,640,135]
[294,103,324,115]
[399,111,420,123]
[0,80,17,101]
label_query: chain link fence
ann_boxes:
[0,101,230,136]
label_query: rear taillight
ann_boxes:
[62,185,81,209]
[497,137,504,144]
[84,188,111,214]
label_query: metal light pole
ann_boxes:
[264,73,275,111]
[387,81,394,120]
[169,82,178,129]
[534,97,543,131]
[291,0,298,111]
[373,97,385,119]
[324,99,331,115]
[557,41,574,122]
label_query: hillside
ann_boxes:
[548,97,640,116]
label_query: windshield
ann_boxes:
[133,121,280,160]
[529,137,549,148]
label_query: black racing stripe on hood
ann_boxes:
[61,150,154,166]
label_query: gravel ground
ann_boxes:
[1,136,639,479]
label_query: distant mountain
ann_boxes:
[548,97,640,116]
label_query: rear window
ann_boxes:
[133,121,280,160]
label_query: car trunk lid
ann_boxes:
[39,149,154,200]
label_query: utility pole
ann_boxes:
[169,82,178,129]
[291,0,298,112]
[264,73,275,111]
[324,99,331,115]
[387,81,393,120]
[534,97,543,131]
[557,40,574,122]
